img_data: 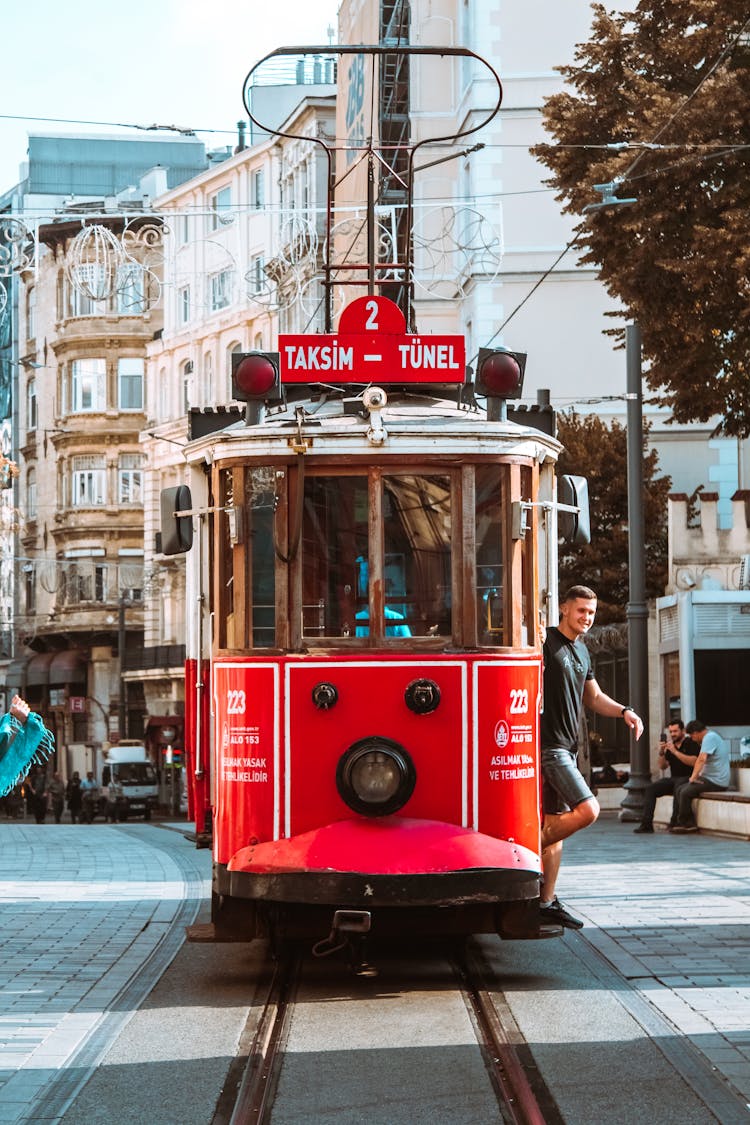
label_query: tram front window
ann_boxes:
[302,476,368,638]
[383,475,451,637]
[300,473,452,641]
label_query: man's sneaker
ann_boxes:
[671,824,698,833]
[633,824,653,833]
[540,897,584,930]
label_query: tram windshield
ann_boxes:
[301,474,451,640]
[216,460,535,651]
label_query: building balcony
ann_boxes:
[123,644,186,674]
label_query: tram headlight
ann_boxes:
[336,736,416,817]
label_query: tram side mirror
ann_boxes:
[160,485,194,555]
[558,475,591,545]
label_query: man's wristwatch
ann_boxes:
[621,706,634,717]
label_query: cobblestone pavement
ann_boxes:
[0,815,748,1121]
[560,813,750,1110]
[0,821,209,1124]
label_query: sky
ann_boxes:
[1,0,340,193]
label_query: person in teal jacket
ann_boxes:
[0,695,55,799]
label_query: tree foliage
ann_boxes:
[534,2,750,436]
[557,412,670,622]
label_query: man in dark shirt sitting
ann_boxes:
[633,719,698,833]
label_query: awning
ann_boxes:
[5,658,27,689]
[26,652,54,687]
[49,650,87,685]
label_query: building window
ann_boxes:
[118,453,144,505]
[25,564,36,614]
[71,455,106,506]
[182,360,192,412]
[253,169,265,210]
[210,270,232,311]
[178,213,190,244]
[71,358,106,413]
[249,256,265,295]
[26,286,35,341]
[179,285,191,324]
[118,358,144,411]
[117,265,145,314]
[203,351,214,402]
[63,559,108,604]
[695,650,750,725]
[26,379,37,433]
[26,468,37,520]
[69,281,106,318]
[209,186,232,230]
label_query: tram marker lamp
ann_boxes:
[231,352,283,419]
[476,347,526,400]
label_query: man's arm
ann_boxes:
[668,744,697,766]
[689,751,708,782]
[583,678,644,740]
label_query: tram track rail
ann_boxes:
[455,941,565,1125]
[212,950,300,1125]
[213,939,562,1125]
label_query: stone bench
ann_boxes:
[654,791,750,839]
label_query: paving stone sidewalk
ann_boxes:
[561,814,750,1109]
[0,822,210,1124]
[1,815,748,1121]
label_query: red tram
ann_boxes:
[162,296,586,948]
[160,45,588,952]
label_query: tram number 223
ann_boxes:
[509,688,529,715]
[227,689,247,715]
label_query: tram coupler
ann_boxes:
[312,909,377,975]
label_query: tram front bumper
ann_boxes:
[223,816,541,908]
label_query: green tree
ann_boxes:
[534,2,750,436]
[557,412,670,623]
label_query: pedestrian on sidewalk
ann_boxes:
[48,771,65,824]
[28,765,48,823]
[633,719,699,833]
[671,720,730,832]
[66,771,82,823]
[540,585,644,929]
[0,696,55,812]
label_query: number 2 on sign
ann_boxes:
[227,689,246,715]
[509,688,528,714]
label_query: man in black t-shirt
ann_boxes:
[540,585,644,930]
[633,719,699,833]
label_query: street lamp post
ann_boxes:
[620,323,651,819]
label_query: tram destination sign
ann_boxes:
[279,295,466,384]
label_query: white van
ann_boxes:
[102,741,159,821]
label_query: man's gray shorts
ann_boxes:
[541,747,594,815]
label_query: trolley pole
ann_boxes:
[620,323,651,820]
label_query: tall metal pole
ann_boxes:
[118,598,127,740]
[620,323,651,819]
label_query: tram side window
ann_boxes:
[383,475,452,637]
[219,469,234,647]
[245,468,276,647]
[302,476,368,638]
[475,465,504,645]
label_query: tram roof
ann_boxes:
[182,390,562,466]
